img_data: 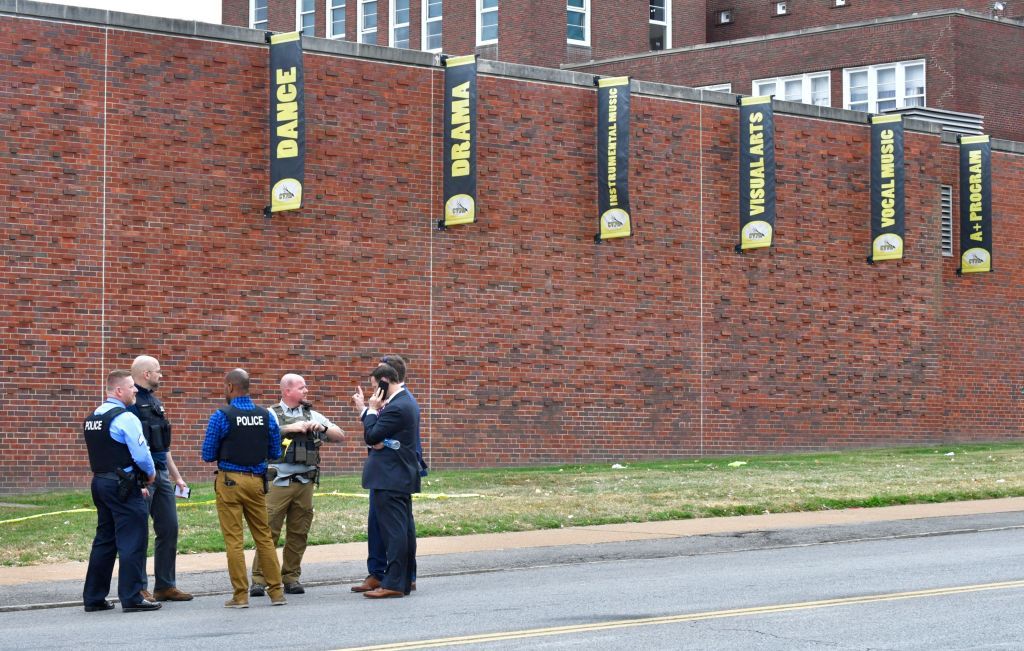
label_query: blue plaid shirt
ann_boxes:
[201,396,281,474]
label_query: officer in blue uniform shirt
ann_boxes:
[82,369,161,613]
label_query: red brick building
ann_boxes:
[222,1,1024,141]
[0,3,1022,490]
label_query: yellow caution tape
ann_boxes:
[0,508,95,525]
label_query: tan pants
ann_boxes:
[214,471,283,602]
[251,478,315,586]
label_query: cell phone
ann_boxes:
[377,380,390,397]
[174,485,191,499]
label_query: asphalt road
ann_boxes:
[4,512,1024,650]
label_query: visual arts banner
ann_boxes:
[737,96,775,251]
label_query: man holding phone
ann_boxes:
[351,363,420,598]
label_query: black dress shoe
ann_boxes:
[284,582,305,594]
[122,598,162,612]
[249,584,266,598]
[84,600,115,612]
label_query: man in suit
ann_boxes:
[351,363,420,598]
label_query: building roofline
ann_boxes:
[2,1,1021,152]
[563,8,1024,70]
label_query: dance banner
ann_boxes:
[958,135,992,274]
[737,96,775,251]
[868,115,905,262]
[267,31,305,215]
[441,55,477,228]
[596,76,632,241]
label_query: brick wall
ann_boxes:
[705,0,1017,41]
[573,14,1024,143]
[0,10,1021,491]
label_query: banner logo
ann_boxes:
[958,135,992,274]
[737,96,775,251]
[267,32,305,215]
[596,76,632,241]
[441,55,477,228]
[869,115,905,262]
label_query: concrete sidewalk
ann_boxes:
[3,497,1024,593]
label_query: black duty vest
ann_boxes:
[217,405,271,467]
[83,407,135,473]
[271,403,321,467]
[135,389,171,453]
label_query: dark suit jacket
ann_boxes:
[361,389,421,494]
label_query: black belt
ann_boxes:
[220,469,264,477]
[93,472,119,480]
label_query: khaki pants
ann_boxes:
[252,479,315,586]
[214,471,283,602]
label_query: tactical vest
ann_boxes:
[270,403,321,467]
[217,405,271,467]
[83,407,135,473]
[135,391,171,453]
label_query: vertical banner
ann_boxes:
[737,96,775,251]
[441,55,477,228]
[868,115,905,262]
[267,31,305,215]
[958,135,992,274]
[596,76,632,241]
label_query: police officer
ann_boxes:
[201,368,287,608]
[128,355,192,602]
[250,373,345,597]
[82,370,161,613]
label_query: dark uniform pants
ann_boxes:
[83,476,149,607]
[146,467,179,591]
[252,478,314,586]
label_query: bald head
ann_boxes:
[131,355,162,390]
[280,373,308,408]
[225,368,250,395]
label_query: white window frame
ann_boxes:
[422,0,442,52]
[327,0,345,39]
[390,0,411,48]
[774,1,788,16]
[843,60,926,114]
[296,0,316,32]
[358,0,378,44]
[753,71,831,107]
[250,0,268,30]
[649,0,671,50]
[697,83,732,93]
[567,0,590,46]
[477,0,498,46]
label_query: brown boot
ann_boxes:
[350,575,381,593]
[153,587,194,601]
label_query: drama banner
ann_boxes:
[267,31,304,215]
[737,96,775,251]
[868,115,905,262]
[441,55,477,228]
[596,76,632,241]
[958,135,992,274]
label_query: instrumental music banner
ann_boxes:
[268,32,305,214]
[958,135,992,274]
[869,115,905,262]
[737,96,775,250]
[442,55,477,228]
[596,76,632,241]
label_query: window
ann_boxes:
[753,72,830,106]
[697,83,733,93]
[650,0,671,51]
[297,0,315,32]
[844,60,925,113]
[478,0,498,45]
[327,0,345,38]
[940,185,953,257]
[716,9,733,25]
[250,0,268,30]
[774,2,788,15]
[834,0,848,6]
[391,0,410,48]
[567,0,589,45]
[423,0,442,52]
[359,0,377,44]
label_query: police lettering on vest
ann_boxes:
[83,408,135,473]
[217,405,271,467]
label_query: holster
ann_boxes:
[115,468,134,502]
